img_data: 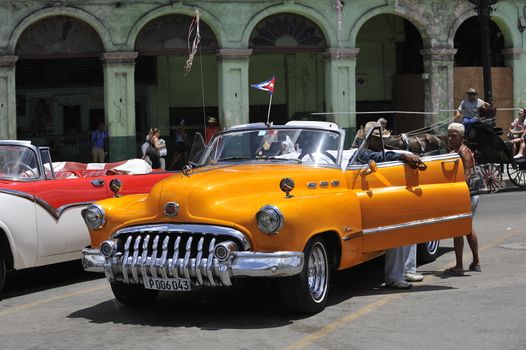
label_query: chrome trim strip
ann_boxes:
[140,235,150,279]
[183,237,193,280]
[171,236,181,278]
[150,235,159,278]
[207,238,216,286]
[362,213,472,235]
[159,236,169,279]
[130,236,141,283]
[342,231,363,241]
[195,237,204,286]
[122,236,132,283]
[0,189,93,220]
[112,224,252,251]
[0,188,34,201]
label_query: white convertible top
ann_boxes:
[285,120,340,130]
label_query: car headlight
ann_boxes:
[256,205,284,234]
[81,205,106,230]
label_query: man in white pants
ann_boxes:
[405,245,424,282]
[384,245,423,289]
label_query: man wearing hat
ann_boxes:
[357,121,423,289]
[356,121,420,165]
[455,88,490,123]
[205,116,220,144]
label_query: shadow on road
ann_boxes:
[67,256,455,329]
[2,261,103,300]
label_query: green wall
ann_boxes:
[356,15,406,102]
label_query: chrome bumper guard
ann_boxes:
[82,248,304,287]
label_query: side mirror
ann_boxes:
[109,178,122,197]
[362,160,377,175]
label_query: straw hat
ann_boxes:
[364,121,391,138]
[465,88,478,95]
[207,116,217,124]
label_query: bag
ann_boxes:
[146,144,160,160]
[468,164,487,196]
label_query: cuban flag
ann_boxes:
[251,76,275,95]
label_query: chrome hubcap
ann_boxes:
[307,242,328,302]
[425,240,439,255]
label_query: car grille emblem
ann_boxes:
[164,202,180,217]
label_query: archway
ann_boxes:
[355,14,424,134]
[453,16,513,129]
[248,13,327,124]
[134,14,219,163]
[454,17,505,67]
[15,16,104,162]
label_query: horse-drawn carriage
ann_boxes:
[354,108,526,192]
[464,116,526,191]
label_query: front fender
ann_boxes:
[234,190,363,253]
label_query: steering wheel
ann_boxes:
[298,151,337,164]
[2,161,37,178]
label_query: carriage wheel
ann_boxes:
[506,163,526,187]
[479,163,503,192]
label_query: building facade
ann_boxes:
[0,0,524,161]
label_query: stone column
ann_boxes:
[502,48,524,108]
[324,48,359,144]
[420,48,457,130]
[217,49,252,128]
[101,52,138,161]
[0,56,18,140]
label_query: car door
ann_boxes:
[34,176,110,261]
[346,151,472,253]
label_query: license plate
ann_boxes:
[143,276,191,291]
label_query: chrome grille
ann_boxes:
[108,224,251,287]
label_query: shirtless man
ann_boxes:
[445,123,481,275]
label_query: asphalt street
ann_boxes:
[0,191,525,350]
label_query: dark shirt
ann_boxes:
[355,149,403,164]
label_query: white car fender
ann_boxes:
[0,192,38,270]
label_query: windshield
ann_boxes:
[197,127,342,167]
[0,145,40,180]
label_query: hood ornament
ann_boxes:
[280,178,295,198]
[164,202,180,217]
[182,164,193,177]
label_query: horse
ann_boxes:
[352,129,446,156]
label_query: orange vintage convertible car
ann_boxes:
[82,121,472,313]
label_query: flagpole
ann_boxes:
[266,93,273,125]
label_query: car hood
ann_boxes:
[121,163,344,225]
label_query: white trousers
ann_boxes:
[405,244,417,274]
[385,245,412,285]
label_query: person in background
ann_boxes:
[141,132,152,166]
[91,122,108,163]
[405,245,424,283]
[205,116,220,144]
[357,121,421,289]
[158,138,167,169]
[445,123,481,275]
[454,88,490,134]
[377,117,391,137]
[509,108,526,158]
[148,128,163,170]
[170,120,189,170]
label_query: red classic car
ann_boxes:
[0,140,173,294]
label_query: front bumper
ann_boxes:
[82,247,304,287]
